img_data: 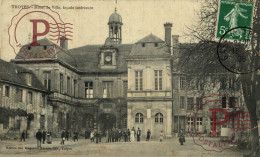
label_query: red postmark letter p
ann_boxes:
[30,19,50,46]
[209,108,229,136]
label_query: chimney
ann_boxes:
[164,22,172,53]
[60,36,68,50]
[172,35,179,56]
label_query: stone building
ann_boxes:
[0,8,252,139]
[0,59,51,138]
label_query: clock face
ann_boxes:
[105,56,112,62]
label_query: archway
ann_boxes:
[99,113,116,133]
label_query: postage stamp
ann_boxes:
[217,26,260,74]
[8,5,73,62]
[187,94,252,152]
[216,0,254,40]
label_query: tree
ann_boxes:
[174,0,259,156]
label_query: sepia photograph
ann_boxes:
[0,0,259,156]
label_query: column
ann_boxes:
[101,53,104,65]
[127,105,132,129]
[146,105,151,132]
[166,105,172,137]
[112,52,116,65]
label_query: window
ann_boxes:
[5,86,10,97]
[82,114,94,129]
[220,77,227,90]
[196,118,203,131]
[222,97,227,108]
[154,43,158,47]
[180,77,185,90]
[135,71,143,91]
[122,114,127,128]
[229,97,236,108]
[187,117,194,131]
[40,115,45,129]
[27,46,31,50]
[42,94,46,107]
[15,88,22,102]
[103,81,113,98]
[135,113,143,123]
[123,81,128,97]
[155,113,163,123]
[229,77,235,89]
[180,96,185,109]
[196,97,203,110]
[187,97,194,110]
[44,45,47,50]
[16,120,21,130]
[85,82,93,98]
[60,74,63,93]
[28,91,32,104]
[142,43,145,47]
[67,77,70,95]
[43,71,51,91]
[27,74,32,86]
[74,80,77,97]
[155,70,163,90]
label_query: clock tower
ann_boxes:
[108,8,123,44]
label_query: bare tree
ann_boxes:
[174,0,259,156]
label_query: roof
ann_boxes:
[0,59,46,91]
[15,38,77,67]
[69,44,133,72]
[129,34,170,58]
[108,11,122,24]
[136,34,164,44]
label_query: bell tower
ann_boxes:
[108,8,123,44]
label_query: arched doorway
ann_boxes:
[99,113,116,133]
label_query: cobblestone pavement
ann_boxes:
[0,137,251,156]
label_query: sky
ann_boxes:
[0,0,201,61]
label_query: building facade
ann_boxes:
[0,9,251,139]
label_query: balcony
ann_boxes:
[127,90,172,98]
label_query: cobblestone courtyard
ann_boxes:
[0,136,251,156]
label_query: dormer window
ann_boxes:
[154,43,158,47]
[44,46,47,50]
[142,43,145,47]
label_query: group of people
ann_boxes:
[32,128,185,147]
[87,127,157,143]
[60,130,79,145]
[35,129,52,148]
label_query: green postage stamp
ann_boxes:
[216,0,254,40]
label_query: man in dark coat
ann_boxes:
[61,130,65,145]
[65,130,69,141]
[36,129,42,148]
[137,128,141,142]
[20,130,26,142]
[42,129,46,144]
[127,129,130,142]
[179,129,185,145]
[146,129,151,141]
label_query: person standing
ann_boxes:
[124,129,128,142]
[90,130,94,142]
[137,128,141,142]
[179,129,185,145]
[60,130,65,145]
[42,129,46,144]
[36,129,42,148]
[65,130,69,141]
[127,129,130,142]
[47,130,52,144]
[146,129,151,141]
[160,130,164,142]
[20,130,26,142]
[130,127,135,142]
